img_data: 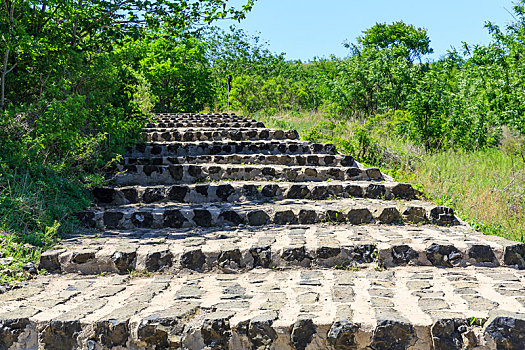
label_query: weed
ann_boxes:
[129,270,153,278]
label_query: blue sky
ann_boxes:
[217,0,518,61]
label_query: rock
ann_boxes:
[21,262,36,275]
[143,187,164,203]
[503,244,525,269]
[430,206,458,226]
[39,320,82,349]
[136,321,171,349]
[345,185,364,197]
[346,208,372,225]
[247,314,278,350]
[261,184,279,198]
[163,210,188,228]
[402,207,427,224]
[290,319,316,350]
[167,185,189,202]
[216,184,235,201]
[112,250,137,274]
[250,247,271,268]
[376,207,401,224]
[326,210,345,223]
[181,249,206,271]
[431,318,468,350]
[193,209,213,227]
[365,184,386,198]
[196,185,209,196]
[391,245,418,265]
[0,318,30,349]
[188,165,203,179]
[39,250,64,273]
[145,249,173,272]
[340,156,355,167]
[327,320,359,350]
[282,247,307,262]
[243,185,258,197]
[298,210,317,224]
[468,245,496,263]
[201,315,232,349]
[310,186,329,200]
[346,168,361,178]
[247,210,270,226]
[219,211,244,226]
[286,130,299,139]
[274,210,297,225]
[370,320,416,350]
[484,311,525,350]
[143,165,160,177]
[391,183,417,200]
[324,144,337,154]
[71,251,95,264]
[122,188,139,203]
[287,185,310,199]
[168,165,184,181]
[316,246,341,259]
[345,244,377,264]
[218,249,243,272]
[366,168,383,180]
[131,211,154,228]
[426,244,463,267]
[103,211,124,229]
[304,168,318,177]
[93,319,129,348]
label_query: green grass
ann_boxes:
[0,233,41,285]
[0,165,100,285]
[402,149,525,242]
[252,110,525,242]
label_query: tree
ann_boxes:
[0,0,256,109]
[350,21,433,63]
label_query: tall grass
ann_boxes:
[406,150,525,242]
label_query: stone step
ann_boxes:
[146,121,265,128]
[155,112,237,117]
[127,141,336,157]
[123,153,357,167]
[143,128,299,142]
[40,224,525,274]
[75,198,458,230]
[92,181,418,206]
[152,113,249,119]
[151,117,256,123]
[150,119,257,126]
[113,164,383,185]
[3,268,525,349]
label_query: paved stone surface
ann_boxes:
[17,112,525,349]
[2,268,525,349]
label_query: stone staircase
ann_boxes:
[2,113,525,349]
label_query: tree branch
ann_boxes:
[79,0,131,39]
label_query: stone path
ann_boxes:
[2,113,525,349]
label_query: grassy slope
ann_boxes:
[254,111,525,242]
